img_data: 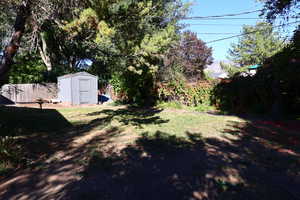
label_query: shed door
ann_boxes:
[79,79,91,104]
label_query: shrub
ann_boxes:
[157,78,216,107]
[109,70,157,106]
[211,39,300,115]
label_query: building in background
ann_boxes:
[204,61,229,79]
[248,65,260,75]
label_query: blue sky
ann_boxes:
[181,0,297,61]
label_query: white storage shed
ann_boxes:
[58,72,98,105]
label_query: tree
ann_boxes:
[0,8,15,49]
[0,0,89,85]
[61,0,189,104]
[162,31,213,81]
[0,0,32,85]
[180,31,213,80]
[228,22,285,66]
[8,53,47,83]
[0,0,189,106]
[260,0,300,21]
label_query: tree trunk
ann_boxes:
[0,1,31,86]
[39,32,53,71]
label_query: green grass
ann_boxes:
[0,104,241,170]
[53,105,243,140]
[156,101,184,109]
[1,105,297,173]
[1,104,300,199]
[157,101,216,113]
[134,109,242,139]
[0,104,243,142]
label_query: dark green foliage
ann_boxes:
[111,70,158,106]
[261,0,299,21]
[59,0,189,105]
[124,72,156,106]
[2,0,191,105]
[88,59,112,91]
[7,53,71,83]
[211,75,267,114]
[212,29,300,115]
[228,22,285,66]
[8,54,47,84]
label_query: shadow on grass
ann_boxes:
[0,106,73,173]
[64,126,300,200]
[0,105,167,175]
[86,107,168,128]
[0,106,72,137]
[1,106,300,200]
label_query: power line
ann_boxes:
[196,33,239,35]
[183,17,263,20]
[181,17,298,21]
[180,21,299,45]
[183,9,262,19]
[183,23,249,26]
[186,22,298,36]
[143,9,263,20]
[183,22,298,26]
[205,21,300,44]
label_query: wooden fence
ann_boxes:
[0,83,57,103]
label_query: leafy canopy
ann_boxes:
[228,22,286,66]
[61,0,189,104]
[260,0,300,21]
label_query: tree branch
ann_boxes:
[0,0,32,85]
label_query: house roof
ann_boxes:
[58,72,98,80]
[204,61,229,79]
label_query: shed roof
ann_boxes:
[58,72,98,80]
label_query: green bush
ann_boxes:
[211,75,264,114]
[109,68,158,106]
[157,78,215,108]
[8,54,47,84]
[211,39,300,115]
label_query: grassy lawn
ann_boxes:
[58,105,243,139]
[1,104,299,200]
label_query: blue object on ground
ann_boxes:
[98,95,110,103]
